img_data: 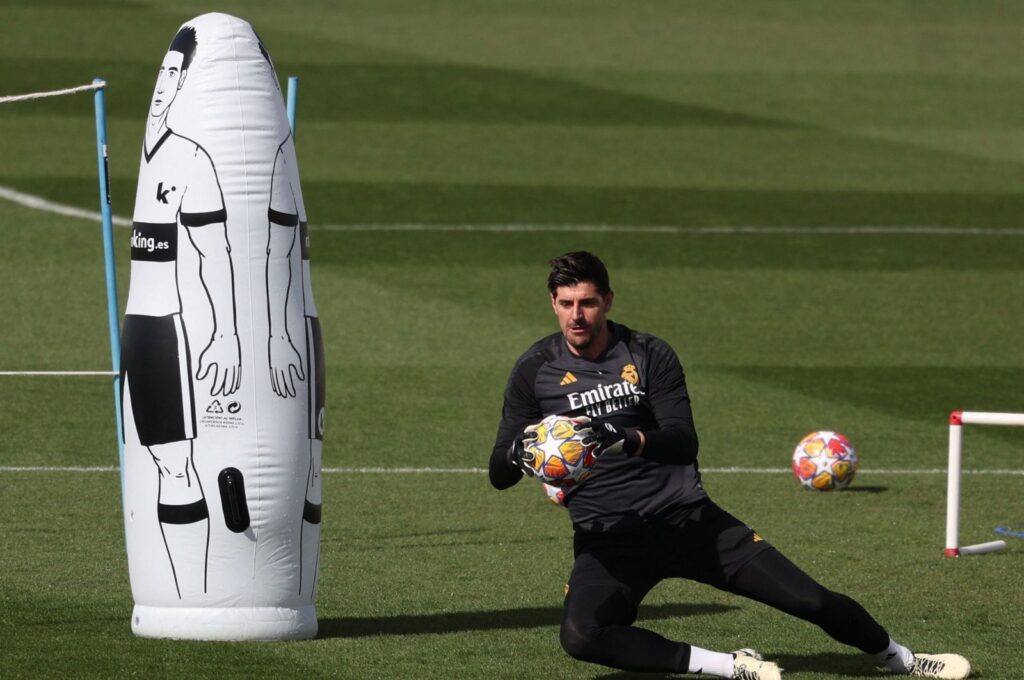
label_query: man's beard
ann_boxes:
[565,327,596,350]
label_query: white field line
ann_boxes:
[0,185,131,226]
[317,223,1024,236]
[3,183,1024,236]
[1,465,1023,475]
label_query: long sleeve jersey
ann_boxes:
[489,321,707,532]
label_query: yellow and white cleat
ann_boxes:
[909,653,971,679]
[732,649,782,680]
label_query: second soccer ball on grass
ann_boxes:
[792,430,859,491]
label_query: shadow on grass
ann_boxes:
[773,652,890,677]
[591,652,889,679]
[333,532,565,552]
[318,602,735,639]
[720,366,1024,430]
[844,485,888,494]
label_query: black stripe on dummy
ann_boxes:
[300,221,310,260]
[144,128,173,162]
[303,500,322,525]
[307,317,326,440]
[180,208,227,227]
[268,208,299,227]
[158,499,209,524]
[131,222,177,262]
[217,467,251,533]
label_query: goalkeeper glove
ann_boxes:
[507,422,542,477]
[575,416,642,457]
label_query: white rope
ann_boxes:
[0,81,105,105]
[0,371,116,376]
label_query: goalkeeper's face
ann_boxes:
[551,282,613,359]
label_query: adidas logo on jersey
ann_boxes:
[559,372,577,386]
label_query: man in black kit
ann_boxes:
[489,251,970,680]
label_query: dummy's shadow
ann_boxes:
[592,651,888,679]
[318,602,735,639]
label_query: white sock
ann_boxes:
[875,637,915,674]
[688,646,735,678]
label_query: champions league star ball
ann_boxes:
[791,431,859,491]
[523,415,599,488]
[542,482,566,507]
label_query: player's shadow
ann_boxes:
[591,652,888,679]
[317,602,735,639]
[773,652,892,676]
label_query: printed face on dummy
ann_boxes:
[150,50,187,119]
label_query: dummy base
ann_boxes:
[131,604,317,640]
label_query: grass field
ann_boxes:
[1,1,1023,678]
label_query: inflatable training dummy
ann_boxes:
[120,12,324,640]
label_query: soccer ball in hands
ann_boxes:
[522,414,600,488]
[791,430,859,491]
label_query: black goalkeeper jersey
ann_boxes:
[489,321,707,532]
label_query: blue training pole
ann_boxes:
[286,76,298,137]
[93,78,124,490]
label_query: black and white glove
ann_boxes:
[574,416,642,457]
[507,422,542,477]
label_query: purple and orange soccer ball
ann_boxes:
[792,430,859,491]
[523,414,600,489]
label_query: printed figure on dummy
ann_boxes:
[120,13,323,641]
[266,132,325,600]
[121,24,240,601]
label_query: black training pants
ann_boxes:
[560,501,890,673]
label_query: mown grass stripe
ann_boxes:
[5,184,1024,236]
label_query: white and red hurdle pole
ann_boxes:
[944,410,1023,557]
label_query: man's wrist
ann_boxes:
[629,430,646,457]
[616,428,642,457]
[506,442,523,474]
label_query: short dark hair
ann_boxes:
[547,251,611,297]
[168,25,197,70]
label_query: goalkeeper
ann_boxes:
[488,251,970,680]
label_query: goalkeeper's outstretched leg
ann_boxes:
[729,548,970,679]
